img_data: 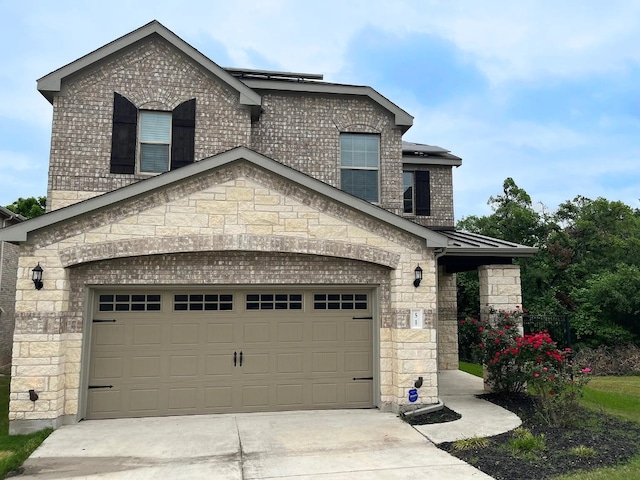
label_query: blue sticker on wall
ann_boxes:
[408,388,418,403]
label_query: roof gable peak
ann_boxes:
[37,20,261,107]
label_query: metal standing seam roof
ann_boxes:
[439,230,538,257]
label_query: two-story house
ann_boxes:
[0,21,535,434]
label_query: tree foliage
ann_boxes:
[457,178,640,347]
[5,196,46,219]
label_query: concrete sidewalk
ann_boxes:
[414,370,522,444]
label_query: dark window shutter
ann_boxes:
[415,170,431,216]
[110,93,137,174]
[171,98,196,170]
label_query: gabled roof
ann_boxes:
[37,20,261,107]
[240,77,414,133]
[0,147,448,248]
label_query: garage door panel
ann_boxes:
[88,389,122,417]
[242,385,270,407]
[170,324,199,344]
[132,324,162,346]
[91,356,124,380]
[93,324,125,346]
[207,323,234,343]
[242,353,270,374]
[312,383,338,405]
[276,353,304,373]
[277,322,304,342]
[88,289,373,419]
[312,322,338,342]
[204,386,233,408]
[344,351,371,373]
[129,388,160,413]
[312,352,338,373]
[346,382,373,404]
[168,387,197,410]
[243,322,270,343]
[130,356,162,379]
[345,322,371,342]
[169,355,198,377]
[276,384,304,406]
[205,354,234,375]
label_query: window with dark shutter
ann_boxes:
[110,93,138,174]
[171,99,196,170]
[415,170,431,216]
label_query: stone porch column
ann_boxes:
[478,264,522,322]
[437,267,458,370]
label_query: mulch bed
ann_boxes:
[400,406,461,425]
[438,392,640,480]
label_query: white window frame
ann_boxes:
[403,170,415,215]
[138,110,172,174]
[340,133,380,203]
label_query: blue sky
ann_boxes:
[1,0,639,220]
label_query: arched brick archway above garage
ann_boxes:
[59,234,401,269]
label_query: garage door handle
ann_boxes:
[352,377,373,381]
[352,316,372,320]
[239,351,243,366]
[88,385,113,389]
[234,351,237,366]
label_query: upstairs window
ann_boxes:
[403,170,431,216]
[110,93,196,175]
[340,133,379,202]
[139,111,172,173]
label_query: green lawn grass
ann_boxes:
[0,375,51,477]
[457,365,640,479]
[552,376,640,480]
[458,361,483,378]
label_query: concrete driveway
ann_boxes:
[17,409,493,479]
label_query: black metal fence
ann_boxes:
[457,313,573,363]
[523,314,572,350]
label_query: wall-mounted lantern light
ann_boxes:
[413,265,423,288]
[32,263,44,290]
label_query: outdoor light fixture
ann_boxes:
[413,264,423,288]
[32,263,44,290]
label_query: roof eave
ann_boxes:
[241,78,414,132]
[37,21,261,107]
[0,147,448,249]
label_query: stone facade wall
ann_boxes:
[10,163,439,432]
[0,241,20,371]
[479,264,522,319]
[437,267,458,370]
[48,38,253,211]
[250,92,403,214]
[408,165,455,228]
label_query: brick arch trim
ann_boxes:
[59,234,401,269]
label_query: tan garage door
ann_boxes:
[86,289,374,419]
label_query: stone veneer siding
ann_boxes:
[0,241,19,371]
[478,264,522,315]
[47,38,253,211]
[250,92,403,215]
[10,162,439,433]
[410,165,455,228]
[437,267,458,370]
[46,38,406,218]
